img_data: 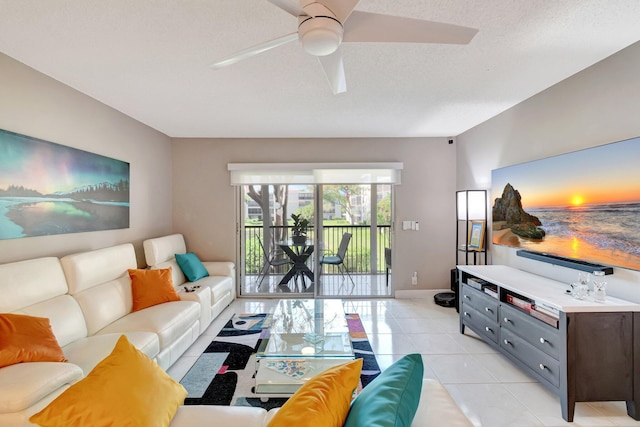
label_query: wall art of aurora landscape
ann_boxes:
[0,129,129,240]
[491,137,640,271]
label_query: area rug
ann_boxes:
[180,312,380,409]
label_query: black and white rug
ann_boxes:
[180,313,380,409]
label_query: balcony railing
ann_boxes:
[245,225,391,275]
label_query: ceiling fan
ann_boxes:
[210,0,478,94]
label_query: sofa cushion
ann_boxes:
[129,268,180,312]
[198,275,233,304]
[63,331,159,375]
[170,405,269,427]
[344,353,424,427]
[30,335,187,427]
[0,313,67,368]
[0,362,83,413]
[144,234,187,267]
[0,257,68,312]
[175,253,209,282]
[71,274,133,336]
[267,358,362,427]
[14,294,88,348]
[96,301,200,349]
[154,259,189,287]
[61,244,139,336]
[61,244,138,295]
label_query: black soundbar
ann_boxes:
[516,249,614,275]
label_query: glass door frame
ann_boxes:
[236,183,394,298]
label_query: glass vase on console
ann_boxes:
[592,271,607,303]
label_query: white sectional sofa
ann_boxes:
[0,242,234,427]
[0,238,471,427]
[166,378,473,427]
[61,243,201,371]
[143,234,236,334]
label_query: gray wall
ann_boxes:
[456,41,640,303]
[171,138,457,292]
[0,53,174,266]
[0,51,458,291]
[6,37,638,300]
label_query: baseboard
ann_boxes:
[395,289,450,299]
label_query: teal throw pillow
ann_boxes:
[175,252,209,282]
[344,353,424,427]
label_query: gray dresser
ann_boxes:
[457,265,639,422]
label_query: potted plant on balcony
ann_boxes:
[291,213,310,244]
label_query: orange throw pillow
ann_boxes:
[267,358,363,427]
[30,335,187,427]
[0,313,67,368]
[128,268,180,312]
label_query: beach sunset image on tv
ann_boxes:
[491,137,640,271]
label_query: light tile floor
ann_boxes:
[167,294,640,427]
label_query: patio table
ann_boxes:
[277,241,314,287]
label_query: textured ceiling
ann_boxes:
[1,1,639,138]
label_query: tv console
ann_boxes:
[457,265,639,422]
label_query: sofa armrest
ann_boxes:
[170,405,269,427]
[202,261,235,278]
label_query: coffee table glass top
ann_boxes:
[256,299,353,359]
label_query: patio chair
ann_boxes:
[319,232,355,289]
[256,236,292,288]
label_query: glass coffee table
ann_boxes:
[254,299,354,395]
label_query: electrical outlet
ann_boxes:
[411,272,418,286]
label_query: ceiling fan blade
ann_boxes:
[320,0,360,23]
[209,33,298,68]
[266,0,305,17]
[318,50,347,94]
[343,11,478,44]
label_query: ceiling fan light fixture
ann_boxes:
[298,16,343,57]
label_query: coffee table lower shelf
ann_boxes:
[255,357,354,395]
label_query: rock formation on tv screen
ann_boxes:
[492,183,545,239]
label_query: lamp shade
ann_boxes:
[457,190,486,220]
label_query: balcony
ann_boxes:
[243,224,391,297]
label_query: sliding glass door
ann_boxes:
[238,183,393,298]
[239,184,315,296]
[316,184,392,297]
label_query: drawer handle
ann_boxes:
[464,295,470,300]
[503,317,512,324]
[485,327,493,333]
[464,312,470,317]
[503,339,512,346]
[485,307,493,313]
[539,337,547,344]
[539,364,547,371]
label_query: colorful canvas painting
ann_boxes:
[0,129,129,240]
[491,137,640,271]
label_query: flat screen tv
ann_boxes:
[491,136,640,271]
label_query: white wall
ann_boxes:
[456,41,640,303]
[171,137,457,292]
[0,53,174,266]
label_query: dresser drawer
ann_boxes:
[461,303,499,344]
[461,284,499,322]
[500,328,560,387]
[500,303,561,360]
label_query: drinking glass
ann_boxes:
[592,271,607,303]
[570,282,587,300]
